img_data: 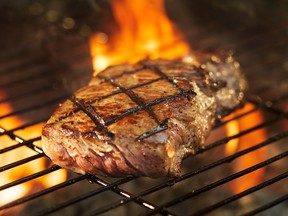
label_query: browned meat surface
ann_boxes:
[41,52,247,177]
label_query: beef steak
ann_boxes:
[41,52,247,177]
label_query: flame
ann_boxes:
[1,1,188,208]
[224,103,267,194]
[0,93,67,208]
[225,117,240,155]
[89,0,269,194]
[89,0,190,73]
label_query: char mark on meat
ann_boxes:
[41,52,247,177]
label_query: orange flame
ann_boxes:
[89,0,268,194]
[0,92,67,209]
[89,0,190,73]
[225,103,267,193]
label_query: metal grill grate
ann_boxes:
[1,1,288,216]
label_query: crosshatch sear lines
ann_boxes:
[66,62,197,141]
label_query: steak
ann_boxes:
[41,52,247,177]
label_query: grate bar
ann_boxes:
[214,106,258,129]
[37,176,134,215]
[0,82,51,103]
[0,95,69,120]
[0,172,87,211]
[0,64,63,88]
[0,165,60,193]
[0,119,46,137]
[0,13,287,215]
[237,35,286,60]
[197,112,287,153]
[145,150,288,215]
[37,175,173,216]
[191,171,288,216]
[242,193,288,216]
[241,43,287,73]
[0,40,90,77]
[0,54,47,76]
[248,97,288,116]
[0,52,91,89]
[37,175,138,215]
[88,131,288,215]
[270,92,288,105]
[0,137,41,154]
[0,152,45,172]
[252,76,288,95]
[199,115,284,154]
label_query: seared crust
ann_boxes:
[41,53,247,177]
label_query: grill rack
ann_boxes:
[0,103,287,215]
[1,4,288,216]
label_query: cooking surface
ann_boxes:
[0,1,287,215]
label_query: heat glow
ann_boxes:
[0,93,67,210]
[0,0,268,211]
[225,103,267,193]
[89,0,190,74]
[89,0,267,194]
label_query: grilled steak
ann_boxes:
[42,52,247,177]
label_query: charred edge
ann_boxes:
[105,90,196,126]
[98,74,161,125]
[69,96,115,140]
[136,118,169,141]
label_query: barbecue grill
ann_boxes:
[0,1,287,215]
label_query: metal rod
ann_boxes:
[143,141,288,215]
[0,173,87,211]
[0,165,60,193]
[191,171,288,215]
[87,131,288,215]
[0,153,45,172]
[242,193,288,216]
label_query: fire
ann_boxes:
[89,0,268,194]
[89,0,190,73]
[225,117,240,155]
[224,103,267,193]
[0,93,67,209]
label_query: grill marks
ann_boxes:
[99,74,161,125]
[136,118,169,141]
[70,96,105,127]
[69,96,115,140]
[68,62,197,141]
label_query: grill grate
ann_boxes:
[1,1,288,216]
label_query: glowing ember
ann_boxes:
[224,103,267,194]
[0,92,67,208]
[225,115,240,155]
[89,0,267,194]
[89,0,190,74]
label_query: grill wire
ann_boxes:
[0,1,288,216]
